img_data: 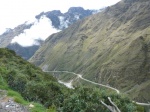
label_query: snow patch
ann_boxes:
[58,16,70,29]
[74,15,80,20]
[11,16,60,47]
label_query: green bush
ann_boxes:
[47,104,57,112]
[61,87,138,112]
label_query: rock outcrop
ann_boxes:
[0,90,29,112]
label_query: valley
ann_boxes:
[30,0,150,103]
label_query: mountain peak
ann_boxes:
[68,7,85,13]
[45,10,62,16]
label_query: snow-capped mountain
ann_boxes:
[36,7,97,30]
[0,7,100,60]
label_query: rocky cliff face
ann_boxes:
[30,0,150,102]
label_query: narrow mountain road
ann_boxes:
[44,70,120,93]
[44,70,150,106]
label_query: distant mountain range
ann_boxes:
[0,7,99,60]
[30,0,150,102]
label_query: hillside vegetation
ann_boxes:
[0,48,144,111]
[30,0,150,102]
[0,48,61,111]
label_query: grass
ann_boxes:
[7,90,27,105]
[0,82,47,111]
[6,89,47,112]
[30,103,47,112]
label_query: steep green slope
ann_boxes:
[0,48,62,111]
[30,0,150,102]
[0,48,144,112]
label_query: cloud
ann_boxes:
[11,16,60,47]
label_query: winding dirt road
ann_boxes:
[44,70,150,106]
[45,70,119,93]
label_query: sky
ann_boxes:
[0,0,121,33]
